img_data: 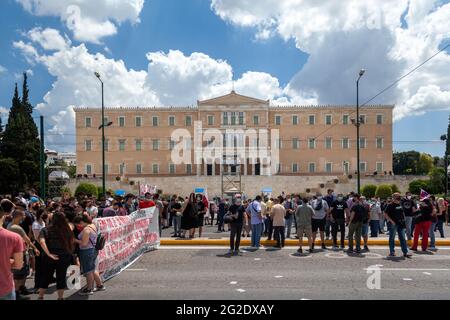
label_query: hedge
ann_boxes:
[408,179,430,195]
[361,184,377,199]
[75,183,98,198]
[390,184,400,194]
[375,184,393,200]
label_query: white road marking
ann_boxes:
[423,272,432,276]
[364,268,450,271]
[403,278,413,281]
[275,275,284,278]
[124,268,148,271]
[254,258,261,261]
[363,253,383,259]
[300,298,311,300]
[230,281,238,285]
[236,289,246,293]
[325,253,347,259]
[158,245,450,250]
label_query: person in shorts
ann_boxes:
[295,199,314,253]
[311,194,330,250]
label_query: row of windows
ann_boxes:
[84,113,385,128]
[84,161,385,175]
[84,137,384,151]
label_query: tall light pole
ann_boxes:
[95,72,106,200]
[356,69,365,195]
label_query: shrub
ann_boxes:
[75,183,98,198]
[408,179,430,195]
[375,184,393,200]
[390,184,400,194]
[361,184,377,199]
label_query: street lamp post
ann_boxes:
[356,69,365,195]
[95,72,106,200]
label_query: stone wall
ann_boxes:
[66,174,425,198]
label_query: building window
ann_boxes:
[223,112,228,125]
[292,163,299,173]
[169,164,175,174]
[342,137,350,149]
[185,115,192,126]
[104,164,109,175]
[292,138,299,150]
[376,162,383,172]
[376,114,383,125]
[85,117,91,128]
[292,115,298,125]
[86,164,92,174]
[308,115,315,125]
[135,116,142,127]
[325,137,332,149]
[359,137,366,149]
[325,114,332,125]
[343,161,350,175]
[186,164,192,174]
[152,116,159,127]
[135,139,142,151]
[253,115,259,125]
[119,139,126,151]
[119,164,126,175]
[308,163,316,173]
[360,115,366,124]
[360,162,367,172]
[152,139,159,151]
[207,115,214,126]
[103,117,109,127]
[275,115,281,125]
[376,137,384,149]
[238,112,244,125]
[136,164,142,174]
[103,139,109,151]
[343,114,349,125]
[85,140,92,151]
[168,116,175,126]
[325,162,332,173]
[169,139,175,150]
[308,138,316,149]
[152,164,159,174]
[118,116,125,127]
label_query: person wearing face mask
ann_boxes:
[401,192,417,241]
[330,194,349,250]
[411,196,434,252]
[369,198,381,237]
[384,193,412,258]
[227,197,245,255]
[311,194,330,250]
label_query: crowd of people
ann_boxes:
[1,187,449,300]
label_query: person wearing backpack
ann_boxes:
[311,193,330,250]
[73,215,105,295]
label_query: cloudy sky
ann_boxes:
[0,0,449,155]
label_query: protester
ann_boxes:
[86,200,98,219]
[429,195,438,250]
[436,198,446,238]
[73,215,105,295]
[228,197,245,255]
[180,193,198,238]
[0,207,24,300]
[411,196,434,252]
[294,198,314,253]
[311,193,329,250]
[217,198,227,232]
[330,193,349,249]
[38,212,75,300]
[347,194,365,254]
[171,197,183,238]
[248,195,263,248]
[271,197,286,248]
[369,197,381,237]
[324,189,335,241]
[360,196,370,252]
[384,193,412,258]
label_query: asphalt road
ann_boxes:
[33,245,450,300]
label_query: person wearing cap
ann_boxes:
[384,193,412,258]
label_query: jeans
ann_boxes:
[389,224,408,255]
[379,216,386,232]
[348,222,362,251]
[429,221,437,248]
[230,223,243,251]
[285,215,294,238]
[405,216,413,240]
[437,220,445,238]
[251,223,263,247]
[217,212,225,231]
[173,215,182,236]
[0,290,15,300]
[412,221,432,250]
[273,226,285,247]
[369,220,379,237]
[331,218,345,247]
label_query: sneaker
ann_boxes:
[346,249,354,254]
[410,247,418,252]
[94,285,106,292]
[15,293,30,300]
[388,253,396,257]
[19,286,33,296]
[340,245,345,250]
[364,246,370,252]
[355,249,361,254]
[311,243,315,250]
[321,243,327,250]
[332,245,338,250]
[78,288,94,296]
[308,248,313,254]
[404,253,412,258]
[297,248,303,254]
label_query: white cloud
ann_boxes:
[0,106,8,114]
[27,27,71,51]
[16,0,145,44]
[0,65,7,74]
[12,40,40,64]
[211,0,450,121]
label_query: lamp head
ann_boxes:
[94,72,101,79]
[359,69,365,77]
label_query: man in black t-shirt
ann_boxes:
[347,194,365,254]
[385,193,412,258]
[330,194,349,249]
[228,197,245,255]
[401,191,416,240]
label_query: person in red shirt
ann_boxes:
[0,207,24,300]
[139,193,156,209]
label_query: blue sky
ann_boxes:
[0,0,448,156]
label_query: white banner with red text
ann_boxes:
[93,206,160,281]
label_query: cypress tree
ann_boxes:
[0,75,41,193]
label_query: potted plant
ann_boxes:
[115,176,121,181]
[333,178,339,184]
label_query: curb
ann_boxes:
[160,238,450,246]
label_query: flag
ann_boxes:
[420,189,430,201]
